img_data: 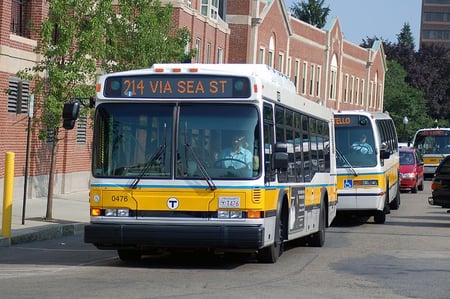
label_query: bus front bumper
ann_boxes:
[337,190,384,211]
[84,223,265,250]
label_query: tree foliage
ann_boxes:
[102,0,193,72]
[397,22,415,50]
[17,0,193,219]
[361,30,450,130]
[290,0,330,29]
[383,60,432,140]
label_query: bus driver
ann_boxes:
[352,134,374,155]
[218,135,253,169]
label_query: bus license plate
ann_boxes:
[218,197,240,208]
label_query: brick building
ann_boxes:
[0,0,386,198]
[420,0,450,48]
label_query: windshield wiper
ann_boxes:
[130,124,167,189]
[336,147,358,176]
[185,143,216,191]
[130,144,167,189]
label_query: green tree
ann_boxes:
[290,0,330,29]
[397,22,415,50]
[18,0,193,219]
[103,0,193,72]
[383,60,431,141]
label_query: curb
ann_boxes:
[0,222,85,247]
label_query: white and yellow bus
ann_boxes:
[64,64,337,263]
[412,128,450,177]
[334,111,400,224]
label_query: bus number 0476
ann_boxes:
[111,195,128,202]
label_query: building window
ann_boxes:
[278,53,284,73]
[350,76,354,104]
[287,57,291,77]
[7,78,29,114]
[294,59,300,91]
[355,78,360,104]
[195,38,201,63]
[259,48,265,64]
[217,47,224,63]
[268,36,275,68]
[369,81,374,108]
[201,0,219,20]
[343,74,348,103]
[77,116,87,144]
[268,50,274,68]
[206,43,211,63]
[360,79,365,105]
[315,66,321,97]
[11,0,30,37]
[301,62,307,94]
[330,69,337,99]
[309,65,315,96]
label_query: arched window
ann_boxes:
[268,35,275,68]
[329,54,338,99]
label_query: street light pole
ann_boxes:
[403,116,409,143]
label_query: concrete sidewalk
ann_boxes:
[0,190,90,247]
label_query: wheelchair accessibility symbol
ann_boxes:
[344,179,353,188]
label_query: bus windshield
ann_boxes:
[335,124,377,168]
[413,130,450,155]
[92,103,260,179]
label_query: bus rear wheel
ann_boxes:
[373,210,386,224]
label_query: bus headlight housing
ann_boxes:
[354,179,378,187]
[105,208,130,217]
[218,210,243,219]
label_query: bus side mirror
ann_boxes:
[62,102,80,130]
[273,142,288,170]
[380,142,391,159]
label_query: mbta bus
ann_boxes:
[334,111,400,224]
[64,64,337,263]
[411,128,450,177]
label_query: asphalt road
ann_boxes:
[0,181,448,299]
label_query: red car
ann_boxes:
[399,148,424,193]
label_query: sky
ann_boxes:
[285,0,422,49]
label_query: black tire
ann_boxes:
[118,249,142,262]
[389,183,401,210]
[257,206,284,263]
[373,210,386,224]
[411,180,418,193]
[418,180,424,191]
[309,200,326,247]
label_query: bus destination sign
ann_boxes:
[104,75,251,99]
[418,130,448,136]
[334,115,370,127]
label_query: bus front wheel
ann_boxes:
[309,199,326,247]
[257,209,284,263]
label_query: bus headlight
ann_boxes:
[354,179,378,186]
[218,210,243,219]
[105,208,130,217]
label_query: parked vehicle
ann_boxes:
[429,155,450,208]
[399,148,424,193]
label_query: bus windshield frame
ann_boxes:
[334,115,377,168]
[92,102,261,180]
[413,129,450,155]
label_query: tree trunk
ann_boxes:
[45,133,58,220]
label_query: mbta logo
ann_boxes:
[167,197,179,210]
